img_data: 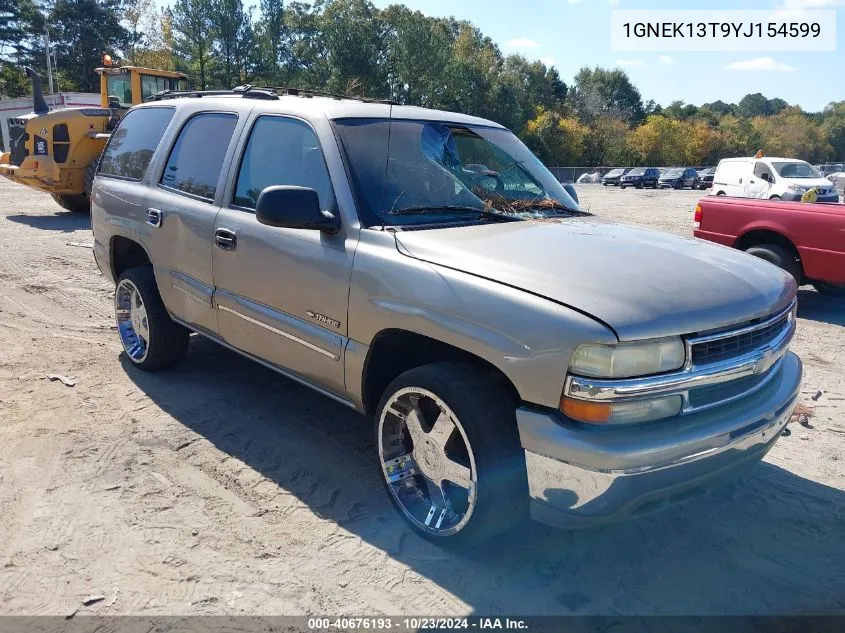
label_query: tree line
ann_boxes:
[2,0,843,167]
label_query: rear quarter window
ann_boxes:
[98,107,175,181]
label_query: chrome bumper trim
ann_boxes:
[564,300,796,414]
[520,352,802,527]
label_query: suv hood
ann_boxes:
[393,218,795,341]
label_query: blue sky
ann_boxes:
[156,0,843,111]
[365,0,844,112]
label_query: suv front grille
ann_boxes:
[690,307,792,366]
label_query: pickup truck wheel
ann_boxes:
[375,362,527,547]
[115,267,189,370]
[769,195,781,200]
[812,282,845,297]
[745,244,801,284]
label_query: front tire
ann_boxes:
[745,244,802,284]
[375,362,527,547]
[115,267,189,371]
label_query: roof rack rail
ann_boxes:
[145,84,397,105]
[145,85,279,102]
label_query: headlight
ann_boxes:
[569,337,686,379]
[787,184,808,192]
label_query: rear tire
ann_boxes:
[374,362,527,548]
[51,193,89,214]
[114,267,189,371]
[769,195,782,200]
[745,244,802,284]
[812,282,845,297]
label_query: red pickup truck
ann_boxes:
[693,195,845,296]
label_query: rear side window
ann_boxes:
[233,116,334,210]
[98,107,174,181]
[161,112,238,201]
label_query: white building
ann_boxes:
[1,92,100,153]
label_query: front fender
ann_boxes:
[347,231,616,409]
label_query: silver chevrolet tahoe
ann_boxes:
[91,88,802,547]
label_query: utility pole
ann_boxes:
[45,28,54,94]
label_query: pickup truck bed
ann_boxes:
[693,195,845,291]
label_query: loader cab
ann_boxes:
[96,63,188,110]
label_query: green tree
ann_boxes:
[171,0,214,89]
[47,0,129,92]
[210,0,254,88]
[737,92,771,118]
[570,66,644,124]
[821,102,845,161]
[523,107,587,166]
[753,108,832,163]
[255,0,286,82]
[318,0,387,97]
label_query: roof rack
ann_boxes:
[145,85,279,101]
[145,84,397,105]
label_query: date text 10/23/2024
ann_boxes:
[307,617,529,630]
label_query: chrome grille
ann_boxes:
[690,307,791,366]
[687,370,770,409]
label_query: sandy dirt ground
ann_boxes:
[0,178,843,617]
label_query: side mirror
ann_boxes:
[255,186,340,234]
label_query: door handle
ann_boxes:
[146,208,162,227]
[750,179,755,184]
[215,228,237,251]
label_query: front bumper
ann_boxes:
[517,351,802,528]
[779,191,840,203]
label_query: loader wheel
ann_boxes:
[84,157,99,197]
[51,193,90,214]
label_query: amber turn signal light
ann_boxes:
[560,397,612,423]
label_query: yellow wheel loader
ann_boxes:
[0,60,187,213]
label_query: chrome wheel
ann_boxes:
[115,279,150,362]
[378,387,477,536]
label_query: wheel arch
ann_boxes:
[110,234,152,281]
[735,228,803,280]
[360,328,520,417]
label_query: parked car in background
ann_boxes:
[694,195,845,296]
[659,167,699,189]
[620,167,659,189]
[91,91,801,547]
[819,163,845,178]
[697,167,715,190]
[711,157,838,202]
[601,168,630,186]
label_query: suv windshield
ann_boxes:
[663,169,683,176]
[606,169,624,177]
[627,168,646,176]
[334,118,582,227]
[772,161,820,179]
